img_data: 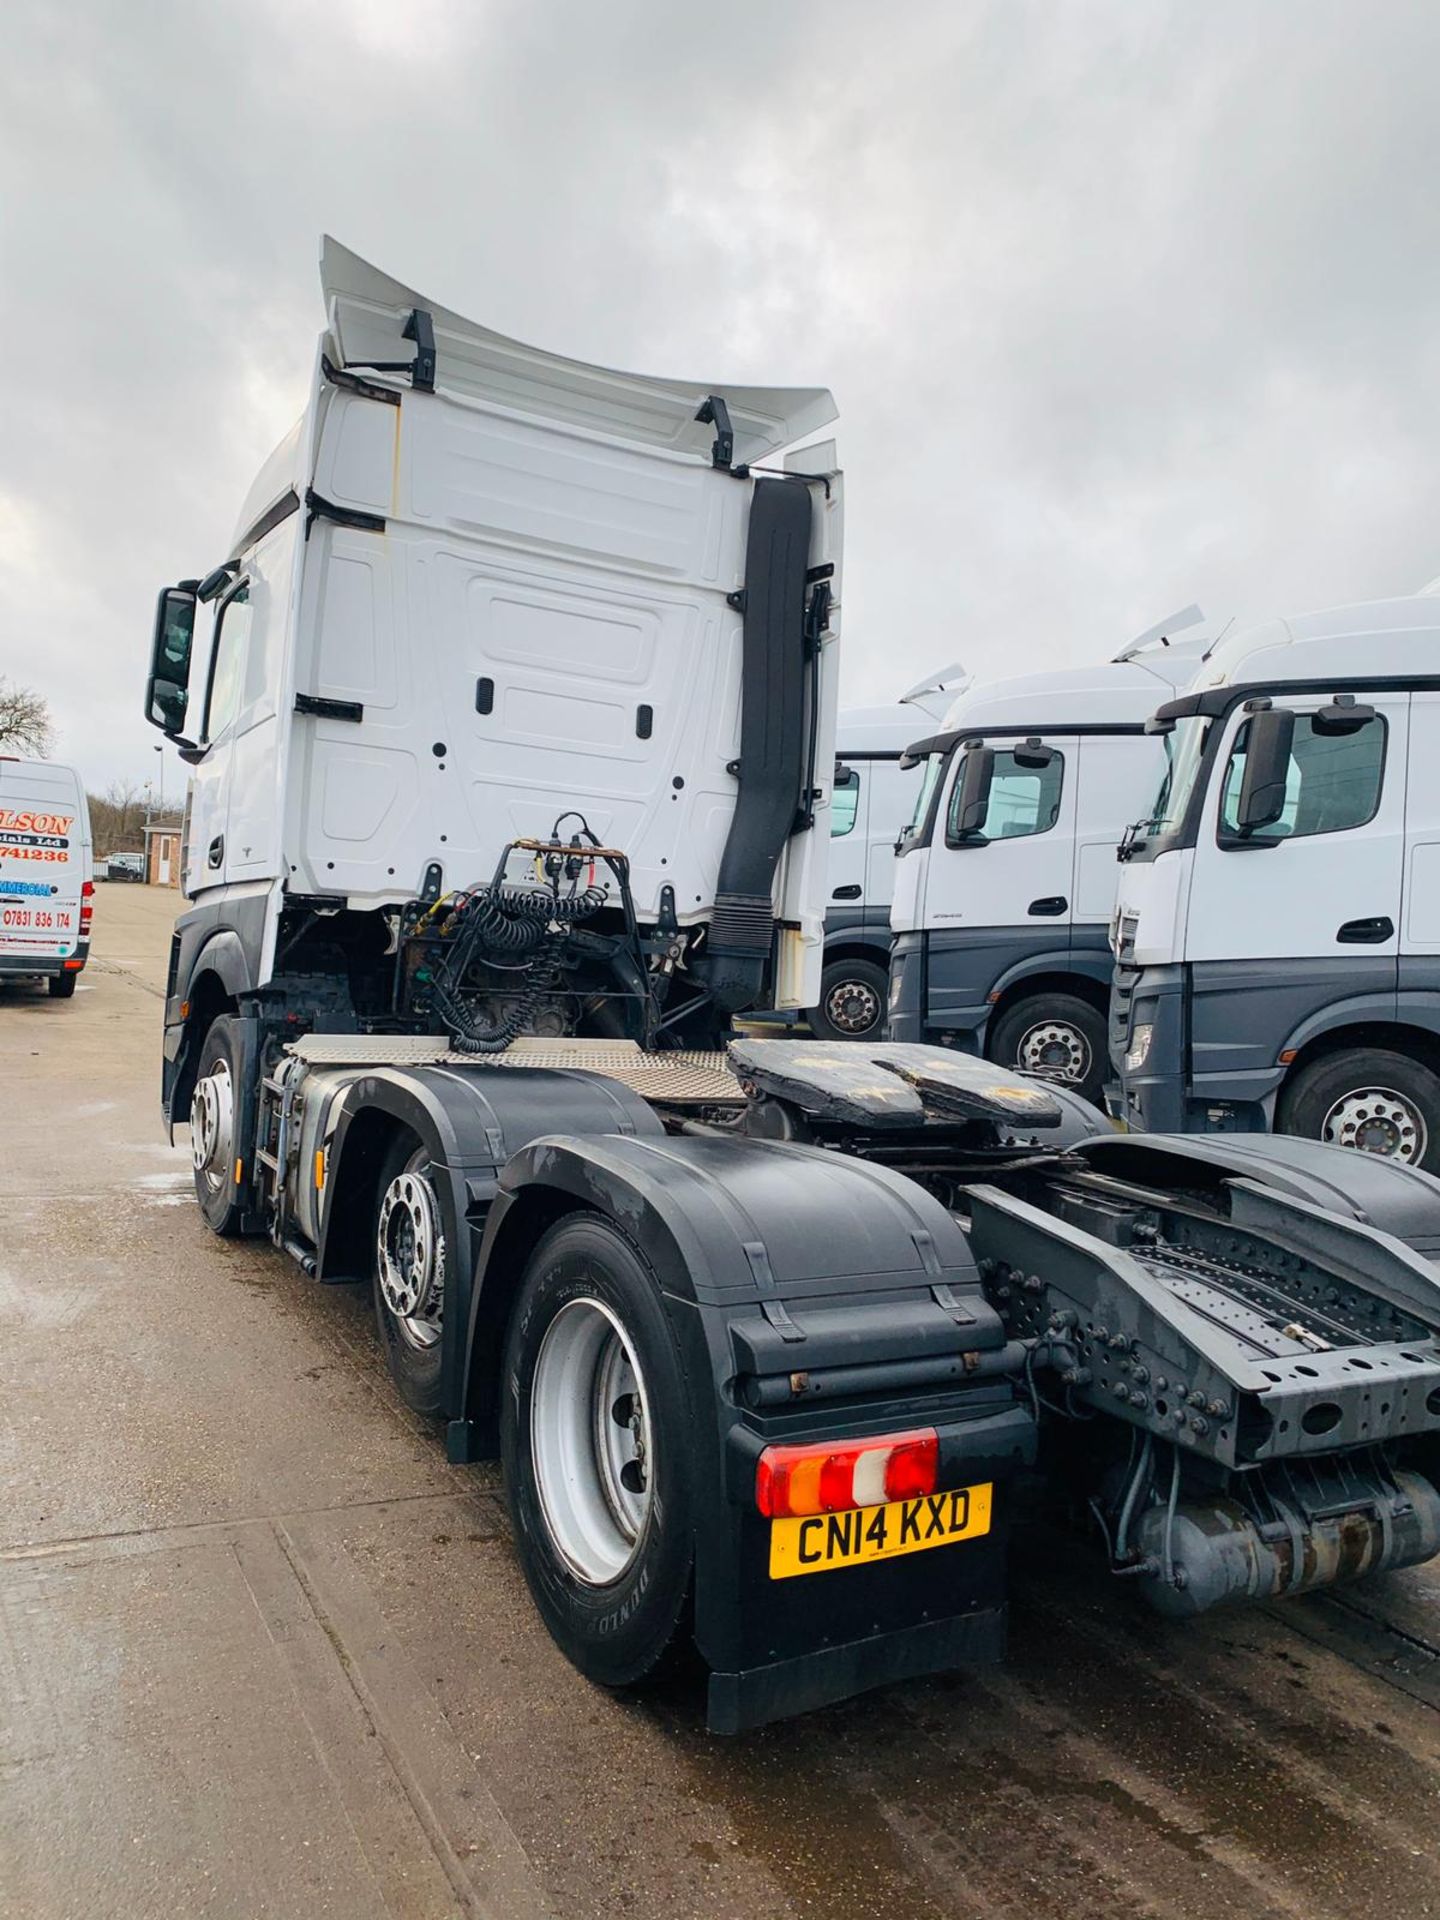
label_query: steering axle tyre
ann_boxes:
[372,1133,447,1414]
[47,972,77,999]
[808,958,889,1041]
[500,1212,694,1688]
[988,992,1107,1106]
[1278,1048,1440,1172]
[190,1014,247,1235]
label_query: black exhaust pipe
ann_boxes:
[697,477,815,1012]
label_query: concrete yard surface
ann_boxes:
[6,883,1440,1918]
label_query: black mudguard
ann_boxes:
[316,1064,663,1415]
[463,1131,1036,1732]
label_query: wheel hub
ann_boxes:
[1321,1087,1427,1164]
[190,1063,234,1193]
[531,1297,653,1586]
[1016,1020,1090,1084]
[377,1170,445,1343]
[825,978,882,1036]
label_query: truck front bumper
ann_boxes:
[1111,963,1281,1135]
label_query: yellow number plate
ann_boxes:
[768,1483,993,1580]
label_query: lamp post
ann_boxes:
[153,743,164,814]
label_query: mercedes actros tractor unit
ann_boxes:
[144,242,1440,1733]
[1111,591,1440,1173]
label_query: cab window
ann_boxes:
[1219,713,1386,841]
[204,581,251,743]
[831,766,861,836]
[948,748,1064,844]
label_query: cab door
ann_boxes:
[183,581,252,893]
[923,734,1078,932]
[1182,694,1406,963]
[827,762,870,911]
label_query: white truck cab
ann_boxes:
[1112,591,1440,1169]
[143,238,842,1144]
[813,667,966,1039]
[0,757,94,998]
[888,614,1211,1101]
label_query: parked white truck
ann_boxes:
[143,243,1440,1730]
[887,614,1213,1101]
[811,669,966,1039]
[1112,591,1440,1171]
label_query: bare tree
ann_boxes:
[88,779,147,856]
[0,679,53,756]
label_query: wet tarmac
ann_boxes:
[4,884,1440,1919]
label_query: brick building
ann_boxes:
[144,812,185,888]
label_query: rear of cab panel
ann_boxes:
[275,239,841,1011]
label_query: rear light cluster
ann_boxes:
[79,879,94,938]
[756,1429,939,1518]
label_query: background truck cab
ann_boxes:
[888,612,1212,1103]
[0,757,94,999]
[1112,591,1440,1171]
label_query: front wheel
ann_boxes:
[1278,1048,1440,1172]
[808,958,889,1041]
[500,1213,694,1688]
[988,992,1108,1105]
[190,1014,246,1235]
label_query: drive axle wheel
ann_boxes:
[809,958,889,1041]
[988,992,1107,1105]
[372,1135,447,1413]
[1279,1048,1440,1172]
[190,1014,246,1235]
[501,1212,693,1688]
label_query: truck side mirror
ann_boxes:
[1233,707,1294,836]
[950,745,995,843]
[145,584,198,738]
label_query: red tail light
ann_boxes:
[756,1429,939,1518]
[79,878,94,934]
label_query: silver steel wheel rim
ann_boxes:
[531,1296,652,1586]
[376,1168,446,1349]
[1016,1020,1091,1084]
[190,1060,234,1196]
[1320,1086,1428,1164]
[826,977,882,1036]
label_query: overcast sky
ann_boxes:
[4,0,1440,796]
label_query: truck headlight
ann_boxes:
[1124,1023,1154,1074]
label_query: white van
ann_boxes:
[0,758,94,998]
